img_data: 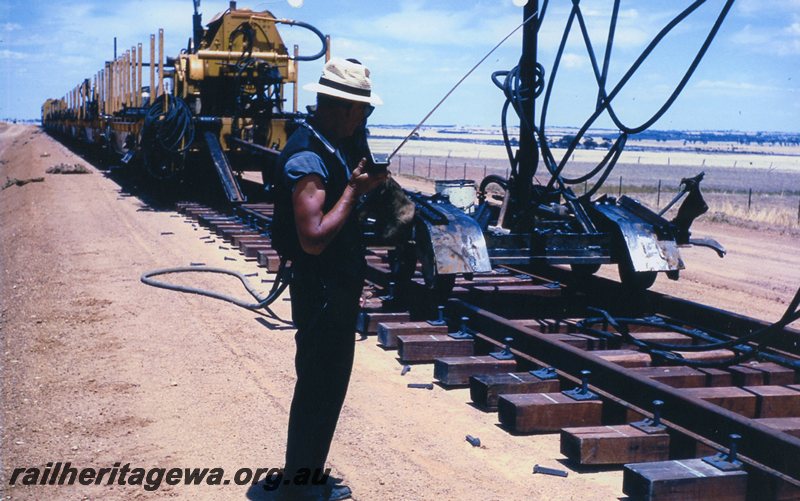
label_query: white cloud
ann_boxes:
[344,5,515,48]
[694,79,796,95]
[2,22,22,32]
[732,22,800,55]
[362,7,471,46]
[736,0,800,16]
[561,52,586,68]
[0,49,25,60]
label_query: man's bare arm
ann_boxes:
[292,159,387,255]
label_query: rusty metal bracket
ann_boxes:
[688,237,726,258]
[490,337,515,360]
[703,434,744,472]
[411,193,492,278]
[427,305,447,326]
[530,367,558,380]
[449,316,474,340]
[379,281,397,303]
[533,465,568,477]
[631,400,668,434]
[562,370,600,401]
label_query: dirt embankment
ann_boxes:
[1,123,797,501]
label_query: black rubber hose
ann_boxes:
[143,94,195,154]
[140,259,291,311]
[479,174,508,193]
[278,19,328,61]
[524,0,734,195]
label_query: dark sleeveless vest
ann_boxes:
[271,123,365,279]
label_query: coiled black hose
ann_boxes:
[143,94,195,155]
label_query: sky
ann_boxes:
[1,0,799,132]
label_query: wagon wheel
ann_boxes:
[418,246,456,301]
[388,242,418,287]
[570,263,601,278]
[142,146,185,181]
[618,259,657,290]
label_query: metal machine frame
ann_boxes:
[392,0,728,293]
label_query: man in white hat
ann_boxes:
[271,58,387,501]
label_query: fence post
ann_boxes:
[444,161,448,180]
[483,165,487,179]
[463,162,467,179]
[747,188,752,212]
[412,156,416,176]
[657,179,661,208]
[618,176,623,197]
[398,155,402,175]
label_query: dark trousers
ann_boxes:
[284,258,362,479]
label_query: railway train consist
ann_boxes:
[43,0,729,293]
[42,1,327,203]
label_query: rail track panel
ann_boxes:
[362,260,800,497]
[177,202,800,499]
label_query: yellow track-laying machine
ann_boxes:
[42,1,328,202]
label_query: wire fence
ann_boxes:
[392,154,800,226]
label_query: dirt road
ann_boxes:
[1,123,797,500]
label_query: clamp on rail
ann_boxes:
[562,370,600,401]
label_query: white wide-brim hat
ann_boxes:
[303,57,383,106]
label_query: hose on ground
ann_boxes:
[140,258,291,311]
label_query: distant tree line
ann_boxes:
[552,130,800,149]
[633,130,800,146]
